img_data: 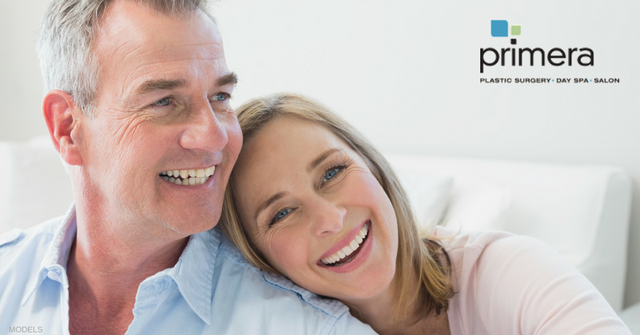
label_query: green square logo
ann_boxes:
[511,25,521,36]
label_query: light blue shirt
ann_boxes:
[0,205,375,334]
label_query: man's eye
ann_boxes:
[153,97,172,107]
[270,208,292,226]
[212,93,230,102]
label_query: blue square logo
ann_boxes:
[491,20,509,37]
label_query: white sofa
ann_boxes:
[0,137,637,331]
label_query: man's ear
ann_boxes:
[43,90,84,166]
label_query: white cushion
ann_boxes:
[387,157,452,229]
[442,176,512,232]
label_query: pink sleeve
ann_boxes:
[446,231,631,335]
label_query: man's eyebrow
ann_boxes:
[134,79,187,95]
[307,148,344,173]
[254,192,287,223]
[217,72,238,87]
[132,72,237,96]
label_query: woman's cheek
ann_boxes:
[266,227,310,274]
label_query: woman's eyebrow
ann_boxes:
[307,148,344,173]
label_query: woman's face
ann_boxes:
[232,117,398,304]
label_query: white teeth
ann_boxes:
[160,165,216,186]
[321,223,370,265]
[342,245,354,256]
[349,240,359,250]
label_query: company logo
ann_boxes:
[490,20,520,39]
[480,20,594,73]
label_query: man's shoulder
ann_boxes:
[213,232,343,312]
[0,217,63,310]
[208,230,375,334]
[0,217,63,258]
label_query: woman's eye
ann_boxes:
[270,208,292,226]
[153,97,172,107]
[323,167,341,183]
[212,93,230,102]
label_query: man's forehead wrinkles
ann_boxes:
[118,37,222,55]
[121,47,225,71]
[166,41,223,48]
[104,33,222,66]
[133,56,226,65]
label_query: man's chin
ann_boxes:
[163,212,220,236]
[155,190,224,235]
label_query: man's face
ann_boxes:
[77,2,242,237]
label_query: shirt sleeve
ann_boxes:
[467,234,631,335]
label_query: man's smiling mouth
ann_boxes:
[159,166,216,186]
[321,222,369,266]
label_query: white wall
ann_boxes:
[1,0,639,308]
[0,0,50,141]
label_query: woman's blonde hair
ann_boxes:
[220,93,454,320]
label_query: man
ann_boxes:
[0,1,375,334]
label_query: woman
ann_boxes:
[220,93,630,335]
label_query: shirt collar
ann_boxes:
[166,227,220,325]
[22,203,77,305]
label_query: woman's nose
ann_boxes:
[310,198,347,237]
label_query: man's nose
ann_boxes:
[178,100,228,153]
[310,197,347,237]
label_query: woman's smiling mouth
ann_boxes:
[319,221,370,267]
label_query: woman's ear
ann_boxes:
[42,90,84,166]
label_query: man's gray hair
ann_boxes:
[36,0,213,117]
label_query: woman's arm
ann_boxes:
[447,231,631,335]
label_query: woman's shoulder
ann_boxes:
[433,225,573,298]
